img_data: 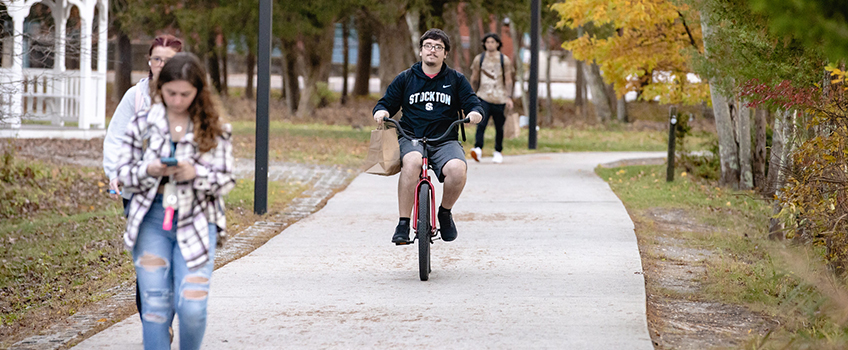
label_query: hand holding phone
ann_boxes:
[160,157,178,166]
[108,178,122,199]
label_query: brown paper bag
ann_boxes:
[504,112,520,139]
[364,125,401,176]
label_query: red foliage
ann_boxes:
[739,79,820,110]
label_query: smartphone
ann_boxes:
[160,157,178,166]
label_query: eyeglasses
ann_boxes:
[149,57,169,66]
[422,44,445,52]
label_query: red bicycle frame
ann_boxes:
[411,157,437,235]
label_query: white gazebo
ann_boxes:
[0,0,107,138]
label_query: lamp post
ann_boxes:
[528,0,540,149]
[254,0,272,214]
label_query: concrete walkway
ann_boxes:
[74,152,662,349]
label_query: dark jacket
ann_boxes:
[373,62,483,141]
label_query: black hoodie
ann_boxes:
[373,61,483,141]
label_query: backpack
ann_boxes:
[475,51,506,90]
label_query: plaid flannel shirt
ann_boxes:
[117,103,235,270]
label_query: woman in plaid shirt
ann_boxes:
[116,52,235,350]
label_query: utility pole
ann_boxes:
[254,0,272,215]
[529,0,540,149]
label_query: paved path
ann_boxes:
[74,152,662,349]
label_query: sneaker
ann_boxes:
[492,151,503,164]
[470,147,481,162]
[438,210,458,242]
[392,223,411,245]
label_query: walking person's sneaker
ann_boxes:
[438,207,458,241]
[492,151,503,164]
[392,222,411,245]
[470,147,482,162]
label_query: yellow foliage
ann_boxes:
[552,0,708,105]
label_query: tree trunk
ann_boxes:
[753,108,767,190]
[767,109,795,239]
[207,32,223,94]
[245,51,255,99]
[584,62,612,123]
[296,24,335,118]
[405,10,421,58]
[281,39,299,114]
[708,82,740,188]
[765,109,789,196]
[617,97,627,123]
[220,33,229,97]
[545,48,553,125]
[466,7,482,75]
[575,55,585,119]
[341,19,350,105]
[736,101,753,190]
[509,19,530,119]
[702,12,740,188]
[353,12,375,97]
[115,30,132,101]
[443,4,464,71]
[377,11,415,95]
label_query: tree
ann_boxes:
[691,0,824,191]
[748,0,848,63]
[701,13,740,188]
[352,10,375,97]
[367,1,415,94]
[552,0,710,106]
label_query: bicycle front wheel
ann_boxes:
[417,183,431,281]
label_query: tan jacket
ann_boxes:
[469,52,514,104]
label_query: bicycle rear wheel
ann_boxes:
[417,183,431,281]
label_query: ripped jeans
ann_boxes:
[133,194,216,350]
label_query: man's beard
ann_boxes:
[424,60,438,67]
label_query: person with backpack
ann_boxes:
[372,28,484,245]
[116,52,234,350]
[468,33,514,164]
[102,34,182,342]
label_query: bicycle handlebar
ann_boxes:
[383,117,471,144]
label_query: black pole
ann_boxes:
[528,0,540,149]
[254,0,272,215]
[667,106,677,182]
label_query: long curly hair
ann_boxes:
[153,52,223,153]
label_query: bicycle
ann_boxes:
[383,116,471,281]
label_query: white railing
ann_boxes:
[21,68,81,125]
[0,67,87,127]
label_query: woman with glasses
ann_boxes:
[102,34,183,341]
[105,34,183,206]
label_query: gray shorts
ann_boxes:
[398,138,466,183]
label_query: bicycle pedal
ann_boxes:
[394,240,413,246]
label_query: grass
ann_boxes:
[224,178,311,232]
[597,164,848,349]
[230,121,371,168]
[0,153,132,345]
[228,119,714,171]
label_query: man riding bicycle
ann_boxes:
[372,28,484,245]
